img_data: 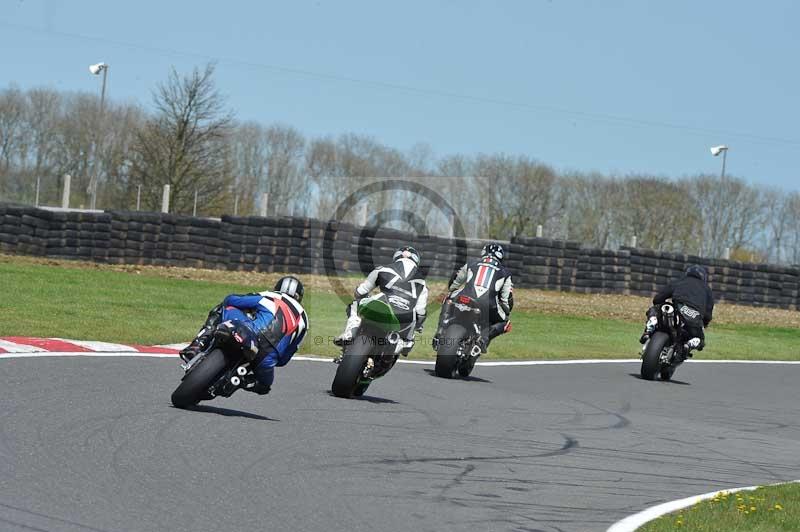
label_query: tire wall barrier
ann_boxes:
[1,204,797,311]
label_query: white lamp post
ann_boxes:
[710,145,728,181]
[710,145,729,259]
[88,62,109,210]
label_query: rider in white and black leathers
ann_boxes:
[334,246,429,355]
[434,243,514,353]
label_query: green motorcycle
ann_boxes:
[331,295,414,398]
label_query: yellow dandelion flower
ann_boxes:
[775,504,783,511]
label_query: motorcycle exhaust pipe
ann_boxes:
[236,366,248,377]
[661,304,676,329]
[470,345,482,358]
[387,332,401,345]
[230,376,241,387]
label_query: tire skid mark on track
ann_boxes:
[3,350,800,531]
[0,500,116,532]
[362,434,579,466]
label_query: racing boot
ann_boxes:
[333,304,362,348]
[180,304,222,363]
[478,321,511,354]
[683,337,702,358]
[639,316,658,345]
[179,327,213,364]
[476,335,489,355]
[247,381,271,395]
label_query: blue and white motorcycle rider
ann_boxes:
[334,246,429,357]
[179,276,309,395]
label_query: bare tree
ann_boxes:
[0,86,27,199]
[305,133,411,223]
[613,175,702,252]
[230,122,307,216]
[131,63,234,215]
[786,193,800,265]
[24,88,63,204]
[685,174,764,258]
[561,172,620,248]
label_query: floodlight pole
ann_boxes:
[710,145,729,259]
[89,63,109,210]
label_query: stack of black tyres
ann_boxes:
[574,248,630,294]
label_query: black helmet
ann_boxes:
[393,246,420,266]
[481,243,505,262]
[274,276,304,303]
[684,264,708,283]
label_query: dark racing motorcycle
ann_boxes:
[331,296,414,398]
[171,321,262,408]
[640,303,690,381]
[434,295,484,379]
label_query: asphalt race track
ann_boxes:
[2,357,799,532]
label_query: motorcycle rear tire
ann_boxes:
[332,335,371,398]
[171,348,227,408]
[435,324,466,378]
[641,332,669,381]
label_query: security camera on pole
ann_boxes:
[88,62,109,210]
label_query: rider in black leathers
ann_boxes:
[640,264,714,354]
[433,243,514,353]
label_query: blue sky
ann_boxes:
[1,0,798,189]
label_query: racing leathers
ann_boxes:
[335,257,429,355]
[642,275,714,354]
[436,256,514,352]
[180,291,309,394]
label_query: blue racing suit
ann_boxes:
[220,291,309,388]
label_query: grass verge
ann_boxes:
[637,483,800,531]
[1,255,798,360]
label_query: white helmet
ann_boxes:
[392,246,420,266]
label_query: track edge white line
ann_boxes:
[606,479,800,532]
[2,352,800,365]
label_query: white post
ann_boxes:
[536,224,543,238]
[193,190,198,217]
[260,192,268,217]
[61,174,71,209]
[234,194,239,216]
[161,184,170,213]
[35,177,41,207]
[359,202,368,226]
[630,235,637,248]
[136,184,141,211]
[723,247,731,260]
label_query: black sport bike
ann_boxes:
[171,321,262,408]
[331,297,413,399]
[434,295,484,379]
[640,303,690,381]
